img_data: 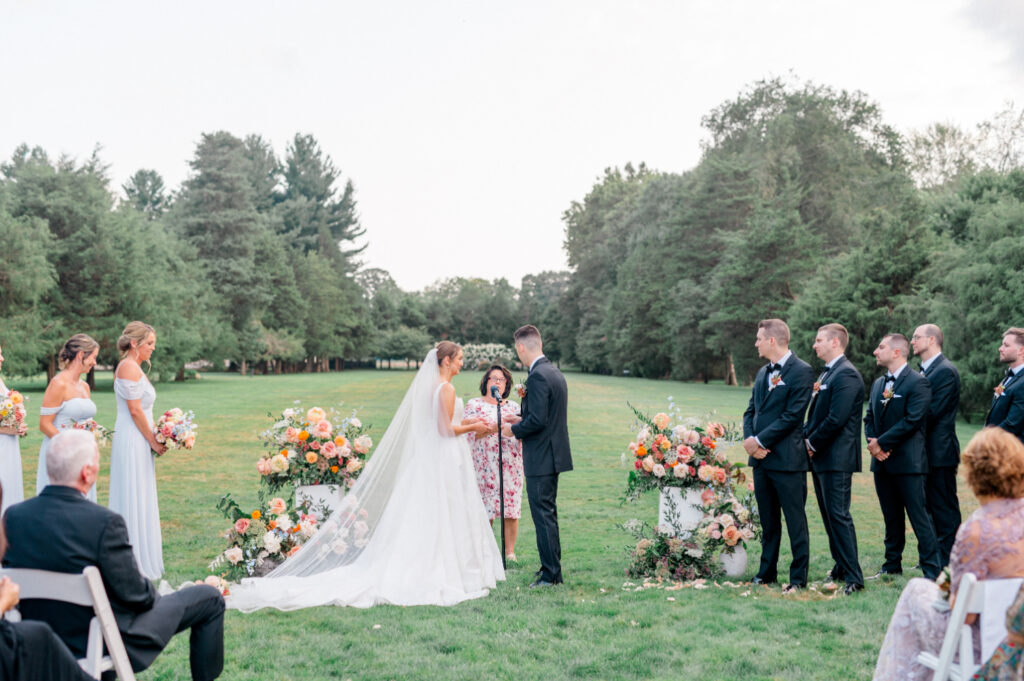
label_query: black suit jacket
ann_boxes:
[511,357,573,477]
[921,354,961,468]
[803,356,865,473]
[986,369,1024,444]
[2,486,159,658]
[864,368,931,474]
[743,354,815,472]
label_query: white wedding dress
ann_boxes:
[227,349,504,611]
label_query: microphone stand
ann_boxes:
[492,386,506,571]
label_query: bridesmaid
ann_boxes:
[108,321,166,581]
[36,334,99,501]
[0,343,28,514]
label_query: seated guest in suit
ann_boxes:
[804,323,866,595]
[743,319,815,593]
[872,427,1024,681]
[0,481,92,681]
[987,327,1024,445]
[2,429,225,681]
[911,323,963,569]
[865,333,941,580]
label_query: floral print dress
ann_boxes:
[464,397,523,520]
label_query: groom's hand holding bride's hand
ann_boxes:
[504,414,522,425]
[461,418,492,437]
[501,423,516,439]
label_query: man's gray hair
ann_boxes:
[46,429,98,486]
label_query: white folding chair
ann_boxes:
[0,566,136,680]
[917,573,1024,681]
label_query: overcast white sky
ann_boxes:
[2,0,1022,290]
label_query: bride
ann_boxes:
[228,342,505,611]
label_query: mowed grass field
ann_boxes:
[10,369,984,681]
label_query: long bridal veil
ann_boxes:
[264,349,447,578]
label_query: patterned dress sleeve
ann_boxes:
[950,514,990,596]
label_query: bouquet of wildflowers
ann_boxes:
[72,418,112,448]
[154,408,197,452]
[0,391,27,434]
[256,404,373,491]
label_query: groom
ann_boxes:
[503,325,573,587]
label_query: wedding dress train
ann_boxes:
[227,350,504,611]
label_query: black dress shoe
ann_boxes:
[782,584,803,594]
[867,569,903,580]
[751,576,777,585]
[843,583,864,595]
[534,568,543,577]
[825,568,845,581]
[529,579,558,588]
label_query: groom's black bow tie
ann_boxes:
[766,363,779,374]
[884,373,895,382]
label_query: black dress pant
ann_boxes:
[812,470,863,586]
[753,467,809,587]
[0,620,93,681]
[925,465,961,568]
[526,473,562,583]
[121,584,225,681]
[873,470,941,579]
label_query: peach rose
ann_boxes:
[345,458,363,473]
[334,435,348,447]
[706,422,726,439]
[269,497,287,515]
[306,407,326,425]
[285,427,300,443]
[353,436,372,455]
[713,467,728,485]
[305,452,318,464]
[653,412,671,430]
[722,525,741,546]
[676,445,694,463]
[314,419,332,438]
[672,464,687,478]
[642,455,655,473]
[701,488,716,506]
[256,458,271,475]
[321,441,337,459]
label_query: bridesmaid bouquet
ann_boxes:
[256,403,374,491]
[72,418,112,448]
[154,408,197,452]
[0,391,27,434]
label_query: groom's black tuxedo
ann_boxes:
[512,356,572,583]
[743,352,814,587]
[986,367,1024,445]
[864,367,941,579]
[920,354,962,567]
[803,355,864,587]
[2,486,225,681]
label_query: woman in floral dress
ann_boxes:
[464,364,524,561]
[873,427,1024,681]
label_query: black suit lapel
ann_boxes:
[807,363,833,420]
[872,377,886,432]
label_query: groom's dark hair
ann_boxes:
[514,325,542,349]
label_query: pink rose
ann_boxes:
[314,419,332,438]
[310,440,321,451]
[676,445,694,463]
[701,436,714,448]
[256,459,271,475]
[269,497,287,515]
[713,467,728,484]
[701,488,716,506]
[321,441,337,459]
[634,459,642,470]
[234,518,251,533]
[641,455,655,473]
[747,481,755,492]
[285,427,300,443]
[711,530,722,540]
[683,429,700,445]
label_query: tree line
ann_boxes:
[1,75,1020,420]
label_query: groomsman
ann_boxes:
[911,323,961,568]
[864,333,941,580]
[743,319,814,593]
[986,327,1024,444]
[804,323,865,595]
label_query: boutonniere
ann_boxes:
[768,373,784,391]
[812,381,821,395]
[881,388,901,405]
[515,382,527,400]
[994,384,1006,398]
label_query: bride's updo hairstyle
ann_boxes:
[58,334,100,370]
[117,321,156,362]
[436,341,461,368]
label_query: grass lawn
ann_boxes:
[10,369,984,681]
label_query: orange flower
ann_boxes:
[298,430,310,441]
[290,526,300,533]
[334,435,348,447]
[268,520,277,529]
[305,452,318,464]
[9,392,23,405]
[636,445,647,457]
[330,465,339,473]
[279,449,289,457]
[251,510,261,520]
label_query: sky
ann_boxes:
[2,0,1022,291]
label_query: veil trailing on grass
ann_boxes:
[266,349,445,577]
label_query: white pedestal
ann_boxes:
[295,484,345,518]
[658,487,705,537]
[719,545,748,578]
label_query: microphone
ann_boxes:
[490,385,502,401]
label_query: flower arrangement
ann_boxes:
[622,402,745,503]
[461,343,517,371]
[154,408,197,451]
[255,404,373,491]
[72,418,112,448]
[696,490,760,555]
[622,519,722,582]
[209,494,320,582]
[0,391,27,434]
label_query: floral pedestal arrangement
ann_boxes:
[657,487,705,537]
